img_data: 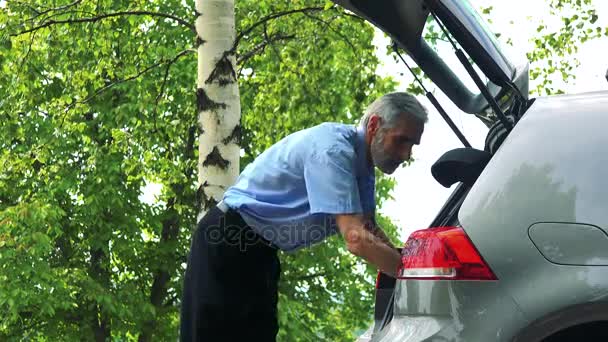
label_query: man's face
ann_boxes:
[369,114,424,174]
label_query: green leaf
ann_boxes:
[0,35,11,51]
[590,13,598,24]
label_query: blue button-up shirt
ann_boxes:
[223,123,375,252]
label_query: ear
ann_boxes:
[367,114,382,136]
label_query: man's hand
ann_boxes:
[366,222,396,249]
[335,214,401,277]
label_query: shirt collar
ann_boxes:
[355,125,374,178]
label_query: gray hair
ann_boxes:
[360,92,428,129]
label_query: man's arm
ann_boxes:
[363,213,396,249]
[335,214,401,277]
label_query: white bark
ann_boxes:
[196,0,240,215]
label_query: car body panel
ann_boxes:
[459,91,608,324]
[512,301,608,341]
[528,222,608,266]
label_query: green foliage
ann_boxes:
[1,0,604,340]
[0,0,397,340]
[1,0,200,340]
[524,0,607,95]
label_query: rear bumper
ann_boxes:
[372,316,450,341]
[356,317,454,342]
[356,316,453,342]
[365,280,529,342]
[372,313,528,342]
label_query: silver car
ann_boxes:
[333,0,608,341]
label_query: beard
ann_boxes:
[370,130,402,174]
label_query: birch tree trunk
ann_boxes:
[196,0,241,218]
[195,0,241,217]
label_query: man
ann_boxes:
[180,92,427,341]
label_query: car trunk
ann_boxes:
[368,181,471,336]
[334,0,532,339]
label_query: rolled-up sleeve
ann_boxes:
[304,146,362,215]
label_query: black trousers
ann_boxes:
[180,206,281,341]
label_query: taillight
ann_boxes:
[397,226,497,281]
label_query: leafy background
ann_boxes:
[0,0,605,340]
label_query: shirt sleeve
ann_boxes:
[304,146,363,215]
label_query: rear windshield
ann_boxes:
[438,0,515,78]
[421,14,490,94]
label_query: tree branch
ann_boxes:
[27,8,98,24]
[66,49,193,112]
[233,6,324,51]
[153,49,196,119]
[68,63,162,110]
[140,199,178,342]
[140,126,196,341]
[236,33,295,66]
[333,9,365,22]
[263,22,280,61]
[15,0,83,21]
[19,29,38,69]
[6,0,44,15]
[11,10,194,36]
[260,21,316,107]
[303,12,359,58]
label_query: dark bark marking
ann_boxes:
[205,53,237,87]
[197,88,226,113]
[196,36,206,47]
[222,124,241,145]
[202,146,229,169]
[197,183,217,212]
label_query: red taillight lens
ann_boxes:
[397,226,497,281]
